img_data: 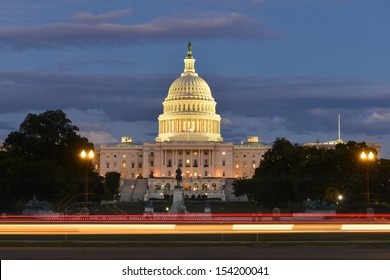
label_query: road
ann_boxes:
[2,243,390,259]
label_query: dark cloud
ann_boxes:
[208,76,390,136]
[0,119,17,131]
[54,58,138,72]
[0,13,278,50]
[1,70,390,142]
[0,71,168,122]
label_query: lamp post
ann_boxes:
[81,149,94,213]
[360,151,374,210]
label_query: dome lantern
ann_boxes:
[183,41,196,76]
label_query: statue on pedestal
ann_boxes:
[175,167,182,187]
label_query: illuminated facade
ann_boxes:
[95,44,269,202]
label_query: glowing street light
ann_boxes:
[360,150,374,210]
[360,151,374,160]
[80,149,94,213]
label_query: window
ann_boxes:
[122,161,126,168]
[222,160,225,166]
[150,160,154,166]
[114,162,117,168]
[106,163,110,168]
[167,159,172,167]
[222,171,225,177]
[204,171,208,176]
[131,162,135,168]
[131,173,135,178]
[138,162,142,168]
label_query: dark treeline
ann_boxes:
[0,110,119,213]
[233,138,390,212]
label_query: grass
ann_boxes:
[87,201,269,215]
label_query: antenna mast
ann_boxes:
[338,113,341,142]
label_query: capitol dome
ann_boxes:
[156,43,223,142]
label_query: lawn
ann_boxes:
[89,201,268,215]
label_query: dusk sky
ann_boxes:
[1,0,390,158]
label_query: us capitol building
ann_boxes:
[94,43,269,202]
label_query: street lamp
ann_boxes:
[360,151,374,210]
[81,149,94,213]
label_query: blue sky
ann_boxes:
[1,0,390,158]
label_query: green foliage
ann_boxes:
[2,110,96,211]
[0,151,21,211]
[104,172,121,200]
[233,138,390,211]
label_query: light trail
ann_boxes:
[341,224,390,232]
[3,223,390,235]
[232,224,294,231]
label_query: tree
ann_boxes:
[104,172,121,200]
[3,110,95,210]
[5,110,92,164]
[233,137,390,211]
[0,151,21,211]
[232,177,255,201]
